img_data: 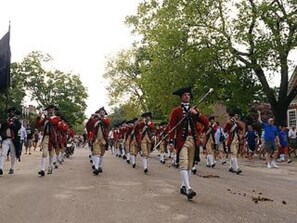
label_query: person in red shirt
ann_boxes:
[36,105,60,176]
[92,107,110,175]
[169,87,209,200]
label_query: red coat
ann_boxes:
[224,121,244,146]
[36,115,60,150]
[136,121,154,141]
[92,117,110,143]
[169,107,209,154]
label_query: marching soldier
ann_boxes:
[158,122,168,164]
[224,114,244,174]
[138,112,154,174]
[204,116,218,168]
[124,119,135,164]
[92,107,110,175]
[86,114,96,164]
[0,107,22,175]
[36,105,60,176]
[130,119,140,168]
[168,87,209,200]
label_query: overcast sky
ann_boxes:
[0,0,142,116]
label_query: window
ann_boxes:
[288,109,297,127]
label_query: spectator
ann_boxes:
[258,111,280,169]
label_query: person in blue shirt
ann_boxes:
[278,126,292,164]
[244,125,258,160]
[258,111,280,169]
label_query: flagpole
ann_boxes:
[5,21,11,110]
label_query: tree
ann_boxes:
[21,51,88,132]
[124,0,297,126]
[104,48,147,114]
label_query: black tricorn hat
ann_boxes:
[172,87,193,98]
[96,107,108,115]
[141,112,152,118]
[6,106,21,115]
[44,104,59,111]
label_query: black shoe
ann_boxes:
[92,165,95,170]
[132,163,136,168]
[47,168,53,175]
[116,154,118,157]
[288,159,292,164]
[89,155,92,159]
[123,155,127,160]
[127,160,130,164]
[90,160,93,163]
[180,186,187,195]
[93,169,99,175]
[144,168,148,174]
[211,163,216,168]
[206,165,211,168]
[191,169,197,175]
[161,160,165,164]
[8,169,14,174]
[229,168,235,173]
[187,189,196,200]
[222,160,227,165]
[98,167,103,173]
[236,169,242,175]
[38,170,45,177]
[54,163,58,169]
[119,155,122,158]
[0,169,3,175]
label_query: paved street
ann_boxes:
[0,148,296,223]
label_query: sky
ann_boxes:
[0,0,142,116]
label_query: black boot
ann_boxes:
[186,189,196,200]
[180,186,187,195]
[38,170,45,177]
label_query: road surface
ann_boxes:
[0,148,296,223]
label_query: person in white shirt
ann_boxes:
[214,122,227,165]
[288,126,297,157]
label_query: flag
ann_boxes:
[0,30,11,89]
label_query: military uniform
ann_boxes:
[92,107,110,175]
[137,112,154,174]
[169,87,209,200]
[224,118,244,174]
[36,105,60,176]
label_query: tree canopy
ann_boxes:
[105,0,297,126]
[0,51,88,133]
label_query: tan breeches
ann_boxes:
[125,137,131,153]
[206,140,215,154]
[41,136,55,158]
[230,142,239,157]
[160,141,166,153]
[141,138,151,158]
[92,140,106,156]
[130,139,138,156]
[179,136,195,170]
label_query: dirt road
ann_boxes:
[0,148,296,223]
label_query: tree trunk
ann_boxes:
[271,104,288,127]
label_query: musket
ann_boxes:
[152,88,214,151]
